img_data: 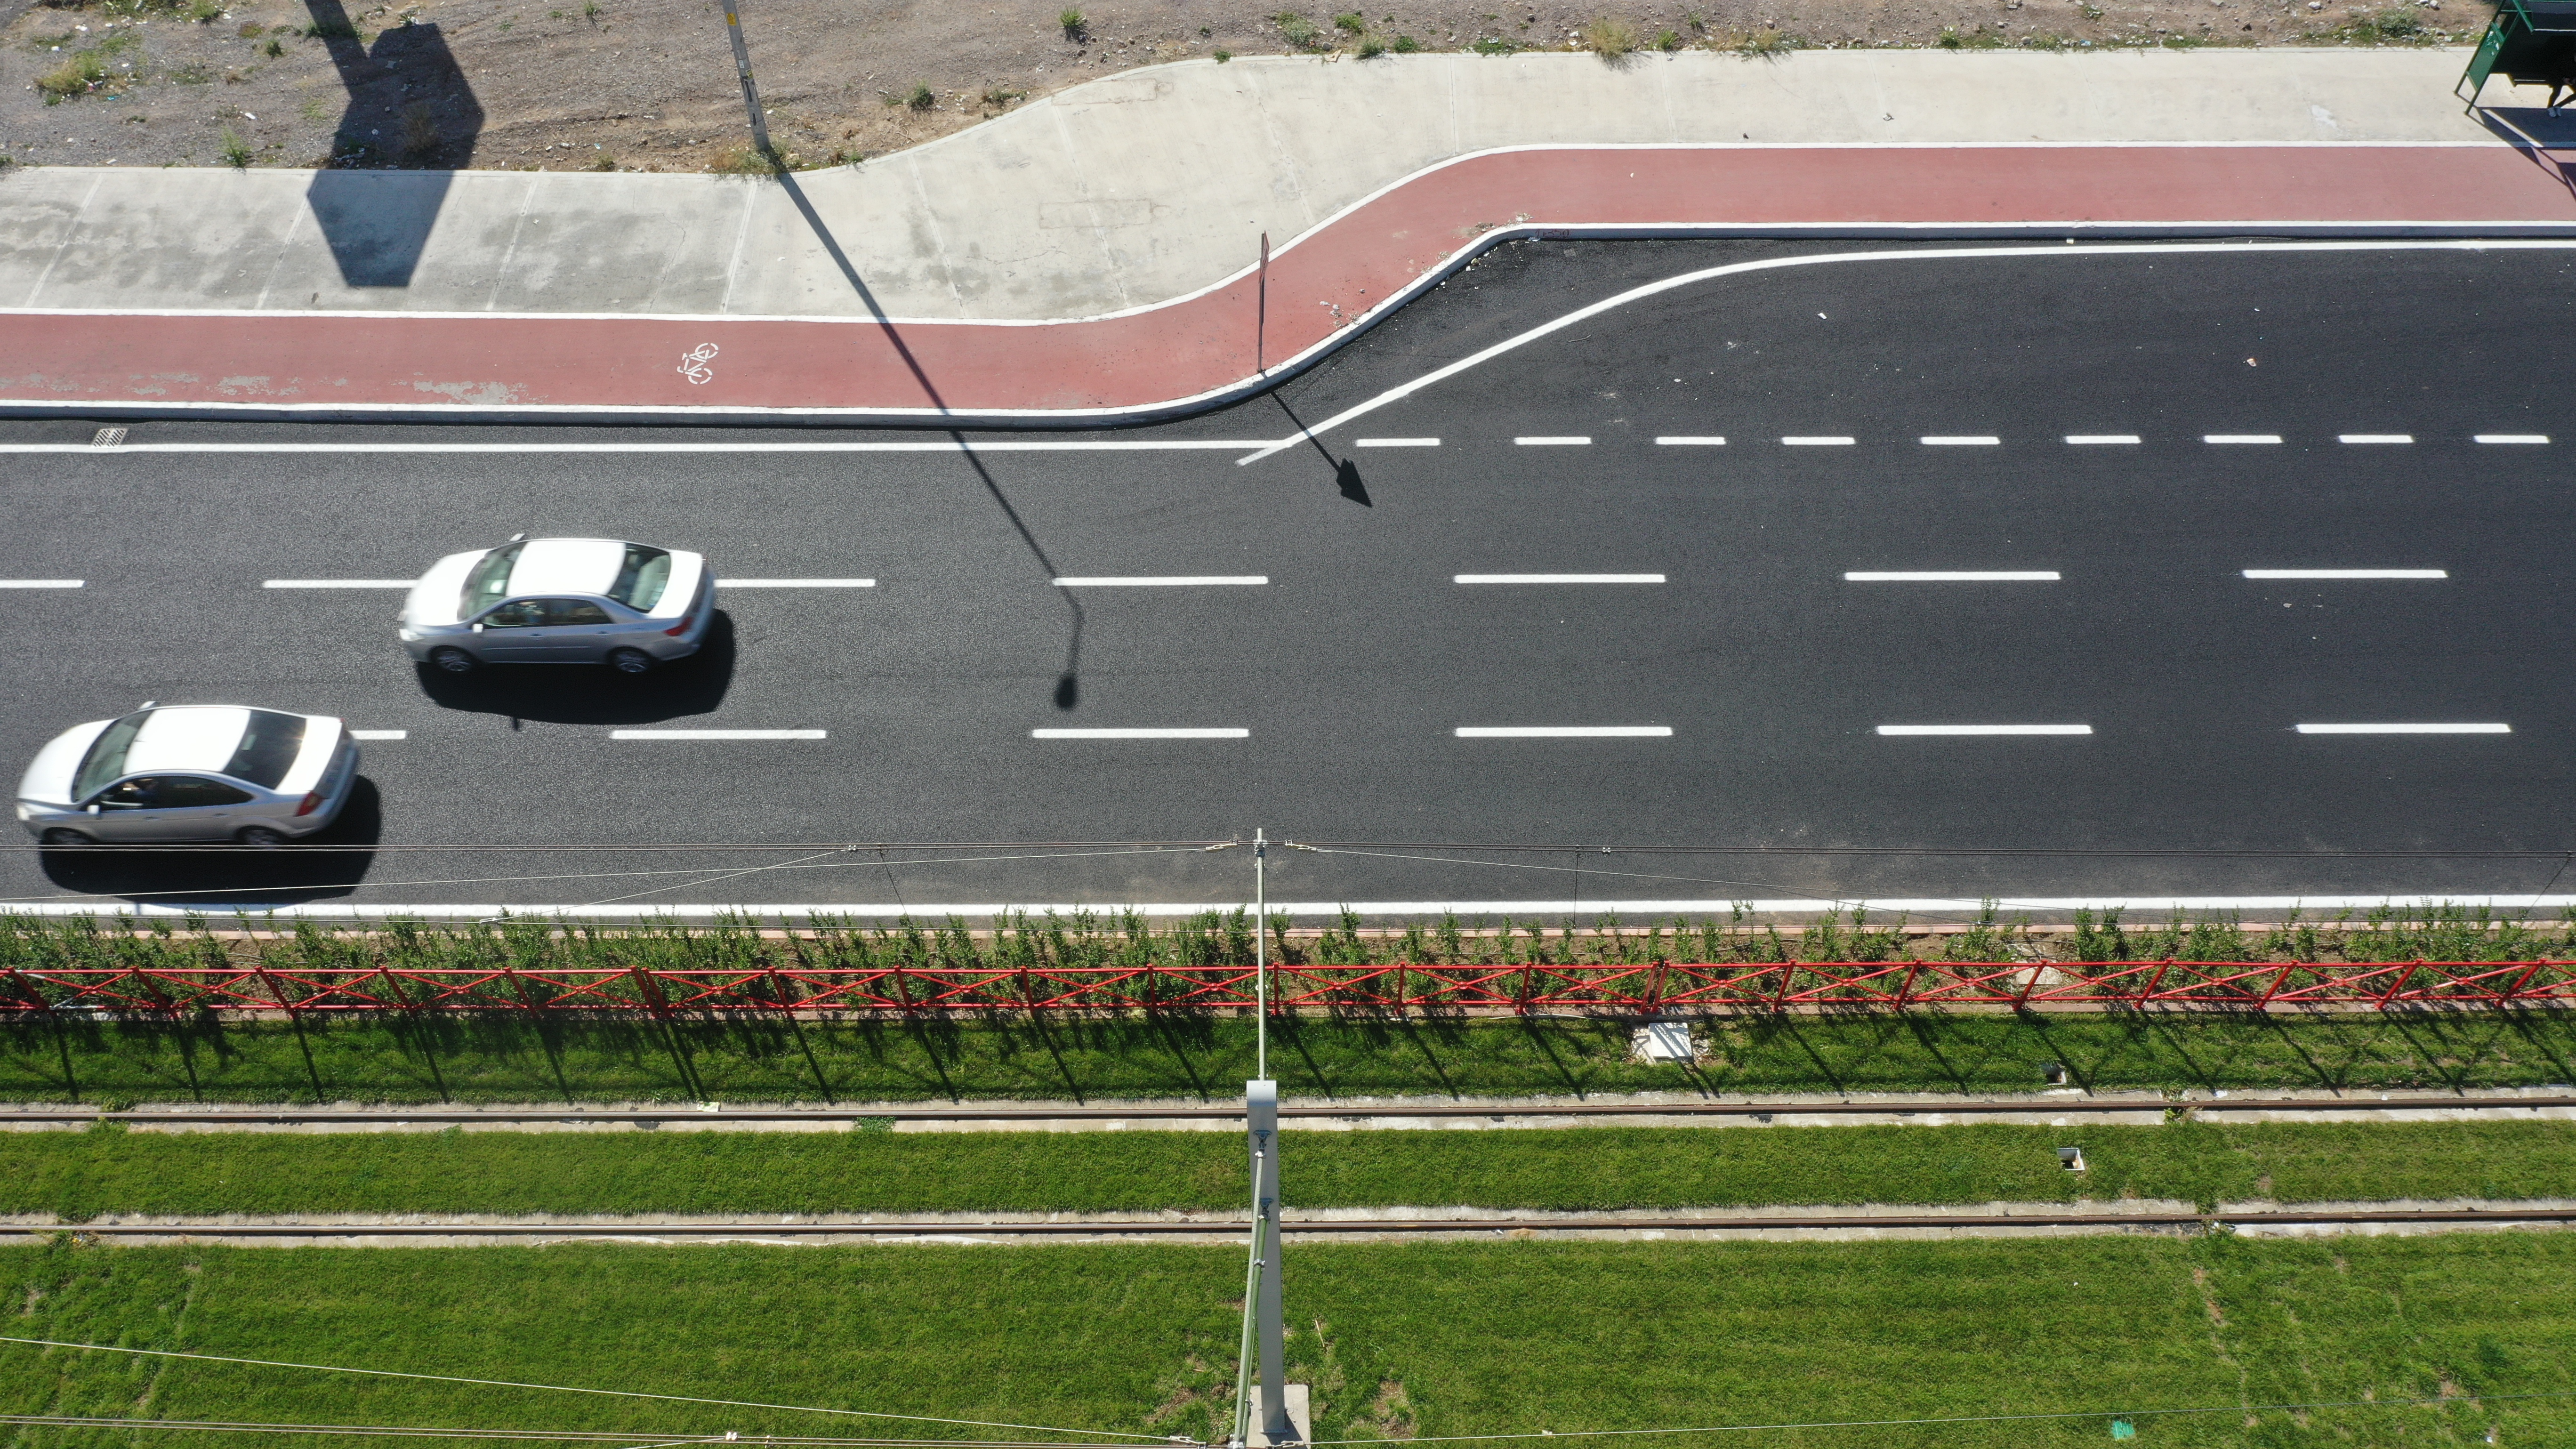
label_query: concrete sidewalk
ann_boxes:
[0,47,2553,322]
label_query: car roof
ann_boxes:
[122,707,252,776]
[508,538,630,598]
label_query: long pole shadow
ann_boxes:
[1267,394,1369,506]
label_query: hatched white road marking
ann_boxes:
[2065,435,2141,445]
[1032,728,1250,739]
[1919,436,2000,446]
[1513,436,1592,446]
[348,730,408,741]
[2242,569,2447,580]
[612,729,828,740]
[1878,724,2093,736]
[1781,436,1856,446]
[0,580,82,589]
[2295,723,2511,735]
[263,579,414,589]
[2475,435,2551,444]
[1653,436,1726,445]
[2203,435,2283,445]
[720,579,877,588]
[1845,571,2060,582]
[1456,726,1673,738]
[2337,435,2414,444]
[1354,438,1440,448]
[1051,576,1268,587]
[1455,573,1665,584]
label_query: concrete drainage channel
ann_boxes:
[18,1201,2576,1247]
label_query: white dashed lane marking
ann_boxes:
[1653,436,1726,446]
[2243,569,2447,580]
[2295,723,2511,735]
[1845,572,2060,582]
[1455,574,1665,584]
[2203,435,2283,445]
[1051,577,1268,587]
[2476,435,2551,444]
[612,730,828,741]
[1878,724,2094,736]
[1919,436,2000,446]
[1354,438,1440,448]
[2337,435,2414,444]
[264,580,414,589]
[1513,436,1592,446]
[1032,728,1250,740]
[348,731,408,741]
[0,580,82,589]
[2065,435,2141,445]
[720,579,877,588]
[1781,436,1856,446]
[1456,726,1673,738]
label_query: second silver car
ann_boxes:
[399,536,713,675]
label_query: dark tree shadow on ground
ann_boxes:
[413,612,736,725]
[36,777,384,907]
[301,0,483,286]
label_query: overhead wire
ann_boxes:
[0,1337,1177,1444]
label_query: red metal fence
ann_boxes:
[3,959,2573,1014]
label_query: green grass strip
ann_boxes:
[0,1234,2563,1447]
[8,1008,2576,1106]
[8,1121,2574,1219]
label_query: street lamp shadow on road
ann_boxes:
[301,0,484,288]
[35,778,386,907]
[410,611,739,725]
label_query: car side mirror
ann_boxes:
[84,804,99,815]
[471,622,485,633]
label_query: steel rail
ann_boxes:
[31,1206,2576,1239]
[6,1094,2570,1127]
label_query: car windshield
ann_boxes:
[606,545,673,611]
[459,541,527,618]
[224,709,307,789]
[70,714,147,802]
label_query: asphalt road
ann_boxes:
[4,238,2574,917]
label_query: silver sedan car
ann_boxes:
[15,705,359,847]
[399,536,713,675]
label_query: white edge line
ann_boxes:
[1844,572,2060,582]
[1653,436,1726,446]
[719,579,877,588]
[1049,577,1269,587]
[46,442,1277,455]
[610,730,829,740]
[2294,723,2512,734]
[1454,574,1666,584]
[1877,724,2094,736]
[0,580,83,589]
[2241,569,2447,580]
[1454,726,1674,738]
[261,580,416,589]
[347,731,409,741]
[1031,728,1250,739]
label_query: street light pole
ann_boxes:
[720,0,774,156]
[1255,827,1268,1080]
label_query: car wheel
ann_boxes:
[36,829,93,848]
[235,826,290,848]
[429,646,479,674]
[606,647,654,675]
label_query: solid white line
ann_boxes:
[2475,434,2552,444]
[1354,438,1440,448]
[262,579,414,589]
[1878,724,2093,736]
[1031,728,1249,739]
[1653,436,1726,446]
[1454,573,1665,584]
[1513,436,1591,446]
[2242,569,2447,580]
[2337,434,2414,444]
[2295,723,2510,735]
[0,580,82,589]
[2065,435,2141,445]
[347,730,408,741]
[19,442,1276,455]
[1050,576,1268,587]
[611,729,828,740]
[1919,436,2000,446]
[2203,435,2283,445]
[1456,726,1673,738]
[1781,436,1856,446]
[1845,571,2060,582]
[720,579,877,588]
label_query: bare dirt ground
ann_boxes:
[1,0,2474,173]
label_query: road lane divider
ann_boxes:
[611,729,827,740]
[1032,728,1249,739]
[2065,435,2141,445]
[719,579,876,588]
[1051,576,1267,587]
[1455,573,1664,584]
[262,580,414,589]
[347,730,408,741]
[1653,436,1725,446]
[2203,435,2283,445]
[2338,435,2415,444]
[0,580,82,589]
[1780,436,1855,446]
[1456,726,1672,738]
[1918,436,2000,446]
[1845,571,2059,582]
[1512,436,1591,446]
[2475,435,2551,444]
[1878,724,2093,736]
[2295,723,2511,735]
[2243,569,2447,580]
[1354,438,1439,448]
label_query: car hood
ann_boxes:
[16,718,113,808]
[403,551,484,628]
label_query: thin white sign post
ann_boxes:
[1248,1077,1289,1443]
